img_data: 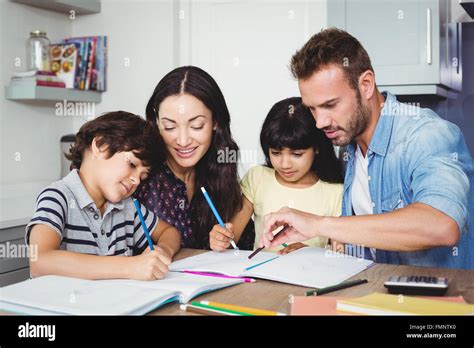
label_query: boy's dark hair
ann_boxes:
[260,97,343,184]
[290,28,374,91]
[66,111,164,171]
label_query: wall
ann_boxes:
[70,0,176,131]
[0,0,75,226]
[0,0,176,226]
[177,0,327,175]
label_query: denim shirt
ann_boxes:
[341,92,473,269]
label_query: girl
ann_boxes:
[209,97,344,254]
[135,66,255,249]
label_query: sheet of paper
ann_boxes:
[169,249,279,277]
[244,247,373,288]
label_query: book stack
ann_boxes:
[336,293,474,315]
[51,35,107,91]
[9,70,66,88]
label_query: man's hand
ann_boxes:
[277,242,308,255]
[260,207,321,248]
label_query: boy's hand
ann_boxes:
[129,247,171,280]
[209,223,234,251]
[277,242,308,255]
[142,245,173,259]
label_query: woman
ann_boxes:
[135,66,254,249]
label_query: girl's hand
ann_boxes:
[128,247,171,280]
[209,223,234,251]
[277,242,308,255]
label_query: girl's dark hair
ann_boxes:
[260,97,343,184]
[145,66,242,248]
[66,111,164,171]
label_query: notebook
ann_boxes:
[0,272,244,315]
[291,296,466,316]
[336,293,474,315]
[170,247,374,288]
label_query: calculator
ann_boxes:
[384,276,448,296]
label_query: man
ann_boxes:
[260,28,473,269]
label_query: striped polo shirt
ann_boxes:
[25,169,158,256]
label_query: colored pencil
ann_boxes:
[180,304,235,316]
[248,224,290,259]
[200,301,286,316]
[306,279,368,296]
[182,270,256,283]
[201,187,238,250]
[132,199,154,250]
[190,301,254,316]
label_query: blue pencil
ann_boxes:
[200,187,238,250]
[132,199,154,251]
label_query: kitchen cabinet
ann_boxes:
[328,0,462,96]
[0,225,30,287]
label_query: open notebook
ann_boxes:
[170,247,374,288]
[0,272,244,315]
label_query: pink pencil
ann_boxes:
[183,270,256,283]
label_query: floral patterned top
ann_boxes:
[135,164,254,249]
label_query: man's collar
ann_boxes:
[366,91,396,157]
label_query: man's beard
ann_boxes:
[330,96,371,146]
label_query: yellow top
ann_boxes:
[240,165,343,251]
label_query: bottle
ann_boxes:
[26,30,50,71]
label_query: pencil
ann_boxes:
[201,187,238,250]
[248,224,290,259]
[190,301,254,316]
[182,270,256,283]
[180,304,235,316]
[305,278,368,296]
[132,199,154,250]
[199,301,286,316]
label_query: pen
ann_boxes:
[201,187,238,250]
[305,278,368,296]
[132,199,154,250]
[248,224,290,259]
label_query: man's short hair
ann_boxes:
[290,28,374,91]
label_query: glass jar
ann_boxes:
[26,30,51,71]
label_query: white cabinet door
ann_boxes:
[328,0,451,88]
[177,0,326,174]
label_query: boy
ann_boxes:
[27,111,181,280]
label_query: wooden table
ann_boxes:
[151,248,474,315]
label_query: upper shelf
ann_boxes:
[5,85,102,103]
[11,0,101,15]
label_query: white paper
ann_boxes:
[0,275,175,315]
[101,272,243,303]
[169,249,279,277]
[244,247,373,288]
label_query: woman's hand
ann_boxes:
[209,223,235,251]
[277,242,308,255]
